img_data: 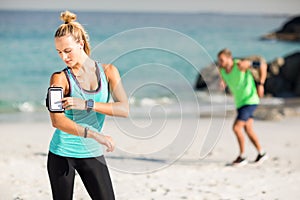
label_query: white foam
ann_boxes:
[18,102,35,113]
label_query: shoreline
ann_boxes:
[1,97,300,123]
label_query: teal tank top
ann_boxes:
[220,59,259,108]
[49,62,110,158]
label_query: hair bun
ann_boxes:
[60,10,77,24]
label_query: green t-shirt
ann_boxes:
[220,59,259,108]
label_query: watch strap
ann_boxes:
[84,127,89,138]
[86,99,94,113]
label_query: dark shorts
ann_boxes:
[236,104,257,121]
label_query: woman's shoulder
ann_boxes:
[101,63,120,80]
[101,63,118,71]
[50,69,67,80]
[50,69,69,87]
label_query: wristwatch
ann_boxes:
[86,99,94,113]
[258,82,265,86]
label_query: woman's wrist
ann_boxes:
[86,129,97,139]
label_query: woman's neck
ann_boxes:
[71,54,94,76]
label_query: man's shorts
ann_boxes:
[236,105,258,121]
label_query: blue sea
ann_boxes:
[0,10,299,121]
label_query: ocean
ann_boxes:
[0,10,299,121]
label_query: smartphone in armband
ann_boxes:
[46,87,64,112]
[252,61,261,68]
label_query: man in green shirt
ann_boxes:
[218,48,268,166]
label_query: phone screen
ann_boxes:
[48,87,64,112]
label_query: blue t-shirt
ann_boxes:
[49,62,109,158]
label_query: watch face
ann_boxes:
[87,99,94,108]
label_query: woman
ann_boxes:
[47,10,129,199]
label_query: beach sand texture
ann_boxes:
[0,116,299,199]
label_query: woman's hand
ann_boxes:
[93,134,115,152]
[62,97,86,110]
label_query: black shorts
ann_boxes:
[236,104,258,121]
[47,151,115,200]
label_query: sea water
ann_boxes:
[0,10,299,121]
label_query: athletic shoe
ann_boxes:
[254,152,268,164]
[232,156,248,166]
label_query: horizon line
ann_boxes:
[0,8,297,18]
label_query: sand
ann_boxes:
[0,115,299,200]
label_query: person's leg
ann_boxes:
[244,117,268,163]
[47,151,76,200]
[230,105,253,165]
[233,119,246,156]
[244,118,262,152]
[242,105,268,163]
[75,156,115,200]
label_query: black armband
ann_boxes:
[251,61,261,68]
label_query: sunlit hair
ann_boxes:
[54,10,91,56]
[218,48,232,58]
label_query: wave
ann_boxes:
[0,93,286,121]
[0,100,46,114]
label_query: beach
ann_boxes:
[1,10,300,200]
[1,114,299,199]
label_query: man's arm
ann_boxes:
[217,68,226,91]
[237,59,252,72]
[238,59,267,97]
[256,61,267,98]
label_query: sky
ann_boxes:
[0,0,299,15]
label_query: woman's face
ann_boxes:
[55,35,83,67]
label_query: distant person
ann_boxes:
[47,11,129,199]
[217,48,268,166]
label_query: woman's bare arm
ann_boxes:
[49,72,114,151]
[92,64,129,117]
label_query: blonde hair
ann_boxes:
[55,10,91,56]
[218,48,232,58]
